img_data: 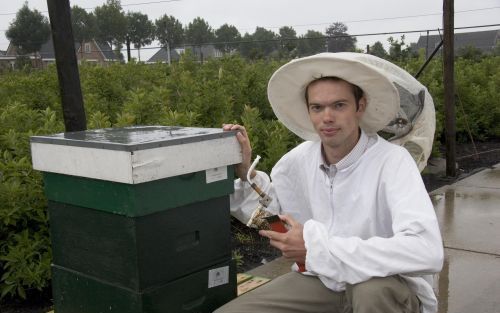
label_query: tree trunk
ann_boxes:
[80,40,84,63]
[167,42,171,65]
[126,36,131,62]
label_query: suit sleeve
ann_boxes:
[303,151,443,284]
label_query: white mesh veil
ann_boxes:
[352,54,436,171]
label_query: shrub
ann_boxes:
[0,103,61,300]
[0,54,498,301]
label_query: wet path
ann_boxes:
[430,164,500,313]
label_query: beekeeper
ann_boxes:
[218,52,443,313]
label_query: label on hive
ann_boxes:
[43,167,235,217]
[206,166,228,184]
[51,259,237,313]
[208,266,229,288]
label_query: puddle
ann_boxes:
[436,250,500,313]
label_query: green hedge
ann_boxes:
[0,53,498,301]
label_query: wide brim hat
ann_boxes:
[267,52,400,141]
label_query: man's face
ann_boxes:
[307,79,366,151]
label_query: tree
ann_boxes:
[369,41,388,59]
[494,42,500,56]
[215,24,241,54]
[126,11,155,61]
[239,32,255,59]
[239,27,278,59]
[458,45,483,61]
[325,22,356,52]
[94,0,127,50]
[278,26,297,57]
[114,43,125,62]
[185,17,215,61]
[6,3,51,58]
[71,5,97,58]
[155,15,184,48]
[388,35,411,62]
[251,27,278,58]
[185,17,215,44]
[155,15,184,64]
[297,30,326,56]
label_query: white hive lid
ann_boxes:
[30,126,242,184]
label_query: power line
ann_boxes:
[175,24,500,47]
[0,0,182,16]
[242,6,500,32]
[1,6,499,34]
[2,23,498,52]
[0,4,498,43]
[90,0,182,11]
[0,3,498,25]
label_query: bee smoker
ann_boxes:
[246,155,306,273]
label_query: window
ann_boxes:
[84,43,91,53]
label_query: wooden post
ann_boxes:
[166,42,171,65]
[415,39,443,79]
[126,36,131,62]
[425,30,430,59]
[443,0,456,177]
[46,0,86,132]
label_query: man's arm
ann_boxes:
[302,151,443,284]
[223,124,279,224]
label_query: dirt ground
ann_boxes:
[423,139,500,191]
[2,140,499,313]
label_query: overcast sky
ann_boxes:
[1,0,499,61]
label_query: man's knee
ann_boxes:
[350,277,393,305]
[346,276,419,312]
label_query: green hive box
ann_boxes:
[49,197,231,290]
[30,126,242,312]
[52,259,237,313]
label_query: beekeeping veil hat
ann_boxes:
[267,52,435,171]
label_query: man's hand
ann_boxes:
[259,215,306,264]
[222,124,254,181]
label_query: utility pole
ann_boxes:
[126,36,131,62]
[163,24,171,65]
[425,30,430,59]
[166,41,171,65]
[46,0,86,132]
[443,0,456,177]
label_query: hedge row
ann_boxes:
[0,53,498,301]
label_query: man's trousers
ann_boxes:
[214,272,420,313]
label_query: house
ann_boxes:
[413,29,499,55]
[0,37,119,70]
[147,47,182,63]
[74,39,120,65]
[147,44,224,63]
[0,46,17,70]
[187,44,224,61]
